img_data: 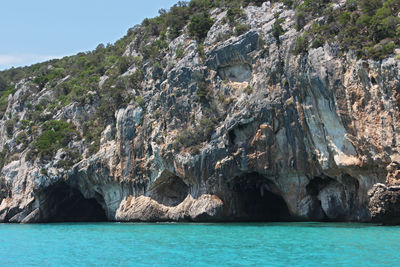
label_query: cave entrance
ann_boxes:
[149,174,189,207]
[43,182,107,222]
[232,173,292,222]
[305,175,360,221]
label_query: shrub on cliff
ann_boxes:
[173,117,217,153]
[235,24,250,36]
[5,118,16,138]
[56,149,82,169]
[292,34,309,55]
[0,86,15,118]
[0,76,7,91]
[33,68,65,89]
[188,12,214,40]
[300,0,400,59]
[226,6,247,25]
[167,2,191,38]
[33,120,79,161]
[243,0,268,7]
[0,148,8,170]
[272,15,285,43]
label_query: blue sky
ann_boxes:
[0,0,178,70]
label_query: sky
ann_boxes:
[0,0,178,70]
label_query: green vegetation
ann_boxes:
[32,120,79,161]
[292,34,309,55]
[0,85,16,118]
[40,168,48,176]
[235,24,250,36]
[0,0,398,167]
[272,14,285,44]
[189,12,214,40]
[173,117,217,153]
[176,45,185,59]
[16,131,29,151]
[0,148,8,170]
[197,43,206,59]
[33,67,65,89]
[296,0,400,59]
[56,149,82,169]
[135,95,146,109]
[243,0,269,6]
[244,85,253,95]
[226,6,247,25]
[82,120,103,155]
[195,73,211,103]
[4,118,17,138]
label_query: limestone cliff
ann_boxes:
[0,1,399,223]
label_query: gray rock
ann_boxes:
[369,184,400,224]
[0,3,399,224]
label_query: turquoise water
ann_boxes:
[0,223,399,266]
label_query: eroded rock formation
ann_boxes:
[0,2,399,223]
[369,184,400,225]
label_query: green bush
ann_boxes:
[126,70,144,89]
[0,76,7,91]
[40,169,48,176]
[227,7,246,25]
[195,73,211,103]
[295,11,306,30]
[360,0,383,16]
[197,44,206,59]
[166,2,190,38]
[188,12,214,40]
[173,117,217,151]
[135,95,146,109]
[16,131,29,150]
[292,34,309,55]
[82,120,103,155]
[244,85,253,95]
[243,0,268,7]
[272,16,285,43]
[5,118,16,138]
[33,68,65,89]
[176,45,185,59]
[0,86,16,118]
[311,38,324,48]
[303,0,400,59]
[118,57,132,74]
[235,24,250,36]
[56,149,82,169]
[0,148,8,170]
[33,120,79,160]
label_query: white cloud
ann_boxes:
[0,54,62,70]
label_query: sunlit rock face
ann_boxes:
[1,2,399,223]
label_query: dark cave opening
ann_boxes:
[305,176,332,220]
[149,175,189,207]
[370,76,377,85]
[305,174,361,221]
[43,182,107,222]
[232,173,292,222]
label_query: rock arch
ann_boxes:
[148,172,189,207]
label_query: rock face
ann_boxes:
[0,2,399,223]
[369,184,400,225]
[115,195,224,222]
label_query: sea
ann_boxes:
[0,222,399,266]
